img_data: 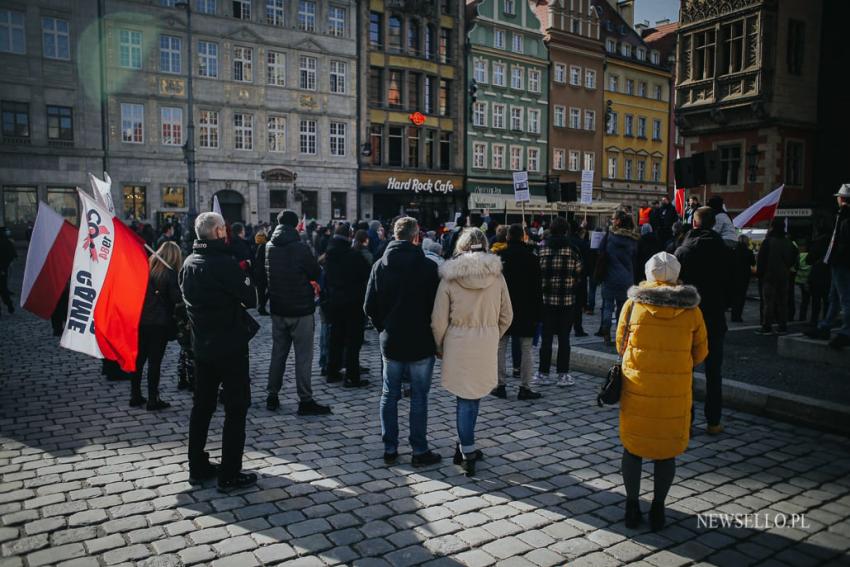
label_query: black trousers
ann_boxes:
[0,269,12,311]
[328,305,364,382]
[539,305,575,374]
[256,283,267,310]
[131,325,170,401]
[730,278,749,320]
[703,329,725,427]
[573,279,587,333]
[188,351,251,480]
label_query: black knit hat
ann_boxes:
[277,209,299,227]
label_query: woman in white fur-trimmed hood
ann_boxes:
[432,227,513,476]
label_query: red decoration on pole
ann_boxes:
[409,112,426,126]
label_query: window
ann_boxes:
[331,192,346,220]
[439,28,451,63]
[233,0,251,20]
[299,56,317,90]
[407,19,419,55]
[624,114,633,136]
[510,107,523,131]
[637,160,645,181]
[159,35,181,74]
[160,107,182,145]
[369,67,383,105]
[388,16,402,52]
[47,187,79,222]
[42,17,70,60]
[493,62,505,87]
[407,72,420,109]
[608,74,618,92]
[329,60,346,93]
[119,29,142,69]
[787,19,805,75]
[196,0,216,15]
[473,59,488,83]
[266,0,285,26]
[268,115,286,152]
[388,126,402,166]
[233,112,253,150]
[267,51,285,86]
[233,46,252,82]
[583,152,594,172]
[721,20,744,74]
[269,190,287,209]
[692,29,716,80]
[472,102,487,127]
[510,146,522,171]
[606,111,617,134]
[473,142,487,169]
[512,33,523,54]
[606,38,616,53]
[571,17,581,34]
[122,186,146,220]
[492,103,506,129]
[621,43,632,57]
[1,101,28,139]
[369,13,382,48]
[298,1,316,32]
[650,50,660,65]
[407,126,419,167]
[654,84,662,100]
[652,119,662,141]
[584,110,595,131]
[439,79,449,116]
[198,41,218,78]
[625,79,634,95]
[120,103,144,143]
[785,141,804,186]
[607,155,617,178]
[46,105,73,141]
[636,47,646,61]
[528,69,541,93]
[424,129,435,168]
[299,119,316,154]
[624,158,632,179]
[637,117,646,138]
[330,121,346,156]
[528,109,540,134]
[569,65,581,86]
[424,25,434,59]
[553,149,565,170]
[492,144,505,170]
[527,148,539,172]
[719,144,741,185]
[510,66,523,89]
[301,190,318,219]
[494,29,506,49]
[439,132,451,169]
[568,150,579,172]
[369,125,382,165]
[638,81,647,97]
[0,10,26,54]
[504,0,516,16]
[652,161,661,182]
[569,107,580,129]
[585,69,596,89]
[388,70,402,108]
[199,110,219,148]
[554,106,566,128]
[554,63,566,83]
[328,5,346,37]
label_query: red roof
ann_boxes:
[642,21,679,44]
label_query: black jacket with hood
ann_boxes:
[498,241,543,337]
[675,228,733,333]
[265,224,320,317]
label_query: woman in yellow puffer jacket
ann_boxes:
[616,251,708,532]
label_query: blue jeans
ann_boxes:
[380,356,434,455]
[819,265,850,337]
[456,397,481,454]
[601,284,629,333]
[318,319,330,370]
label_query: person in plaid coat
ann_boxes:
[535,217,583,387]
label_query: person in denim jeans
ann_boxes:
[365,217,442,466]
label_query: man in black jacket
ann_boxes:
[264,210,330,415]
[179,212,256,492]
[675,207,733,435]
[365,217,442,466]
[324,223,371,387]
[810,184,850,348]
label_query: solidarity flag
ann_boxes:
[88,171,115,214]
[20,202,76,319]
[60,190,149,372]
[732,184,785,229]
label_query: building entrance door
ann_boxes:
[213,190,244,224]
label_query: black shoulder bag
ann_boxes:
[597,302,635,407]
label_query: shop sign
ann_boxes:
[409,112,426,126]
[776,208,812,218]
[387,176,455,194]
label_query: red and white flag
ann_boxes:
[732,184,785,229]
[674,188,686,218]
[20,202,77,319]
[60,190,149,372]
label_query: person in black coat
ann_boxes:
[0,227,16,316]
[180,212,257,492]
[569,220,590,336]
[323,223,372,387]
[635,224,663,285]
[730,234,755,322]
[675,207,733,434]
[494,225,543,400]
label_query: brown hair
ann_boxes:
[150,241,183,280]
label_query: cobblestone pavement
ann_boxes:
[2,291,850,565]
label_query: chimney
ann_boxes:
[617,0,634,28]
[635,19,650,32]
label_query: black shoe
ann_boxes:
[129,395,146,408]
[257,307,269,316]
[804,328,830,340]
[343,379,369,388]
[266,394,280,411]
[452,445,484,465]
[512,368,520,379]
[754,326,774,336]
[491,385,507,399]
[412,451,442,467]
[517,387,542,400]
[649,501,666,531]
[188,463,220,485]
[453,445,482,476]
[320,367,328,377]
[146,399,171,411]
[297,400,331,416]
[829,334,850,349]
[383,452,398,465]
[625,499,642,529]
[575,330,588,337]
[217,472,257,493]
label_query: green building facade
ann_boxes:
[466,0,550,214]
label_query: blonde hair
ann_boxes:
[150,241,183,280]
[454,227,489,256]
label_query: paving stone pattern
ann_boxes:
[1,294,850,565]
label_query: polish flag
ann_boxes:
[674,188,686,218]
[60,190,149,372]
[732,184,785,229]
[20,202,77,319]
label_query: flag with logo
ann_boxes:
[60,190,149,372]
[88,171,115,214]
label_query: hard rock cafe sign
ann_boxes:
[387,176,455,194]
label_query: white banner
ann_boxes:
[88,171,115,215]
[60,190,117,360]
[580,170,594,205]
[512,171,530,203]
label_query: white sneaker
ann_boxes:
[532,372,552,386]
[556,373,575,387]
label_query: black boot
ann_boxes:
[649,501,666,531]
[625,499,642,529]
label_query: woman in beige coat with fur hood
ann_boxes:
[432,228,513,475]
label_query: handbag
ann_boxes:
[241,307,261,341]
[597,302,635,407]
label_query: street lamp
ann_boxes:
[175,1,197,222]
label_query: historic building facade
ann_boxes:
[598,0,672,206]
[534,0,603,202]
[357,0,465,228]
[674,0,821,211]
[466,0,549,213]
